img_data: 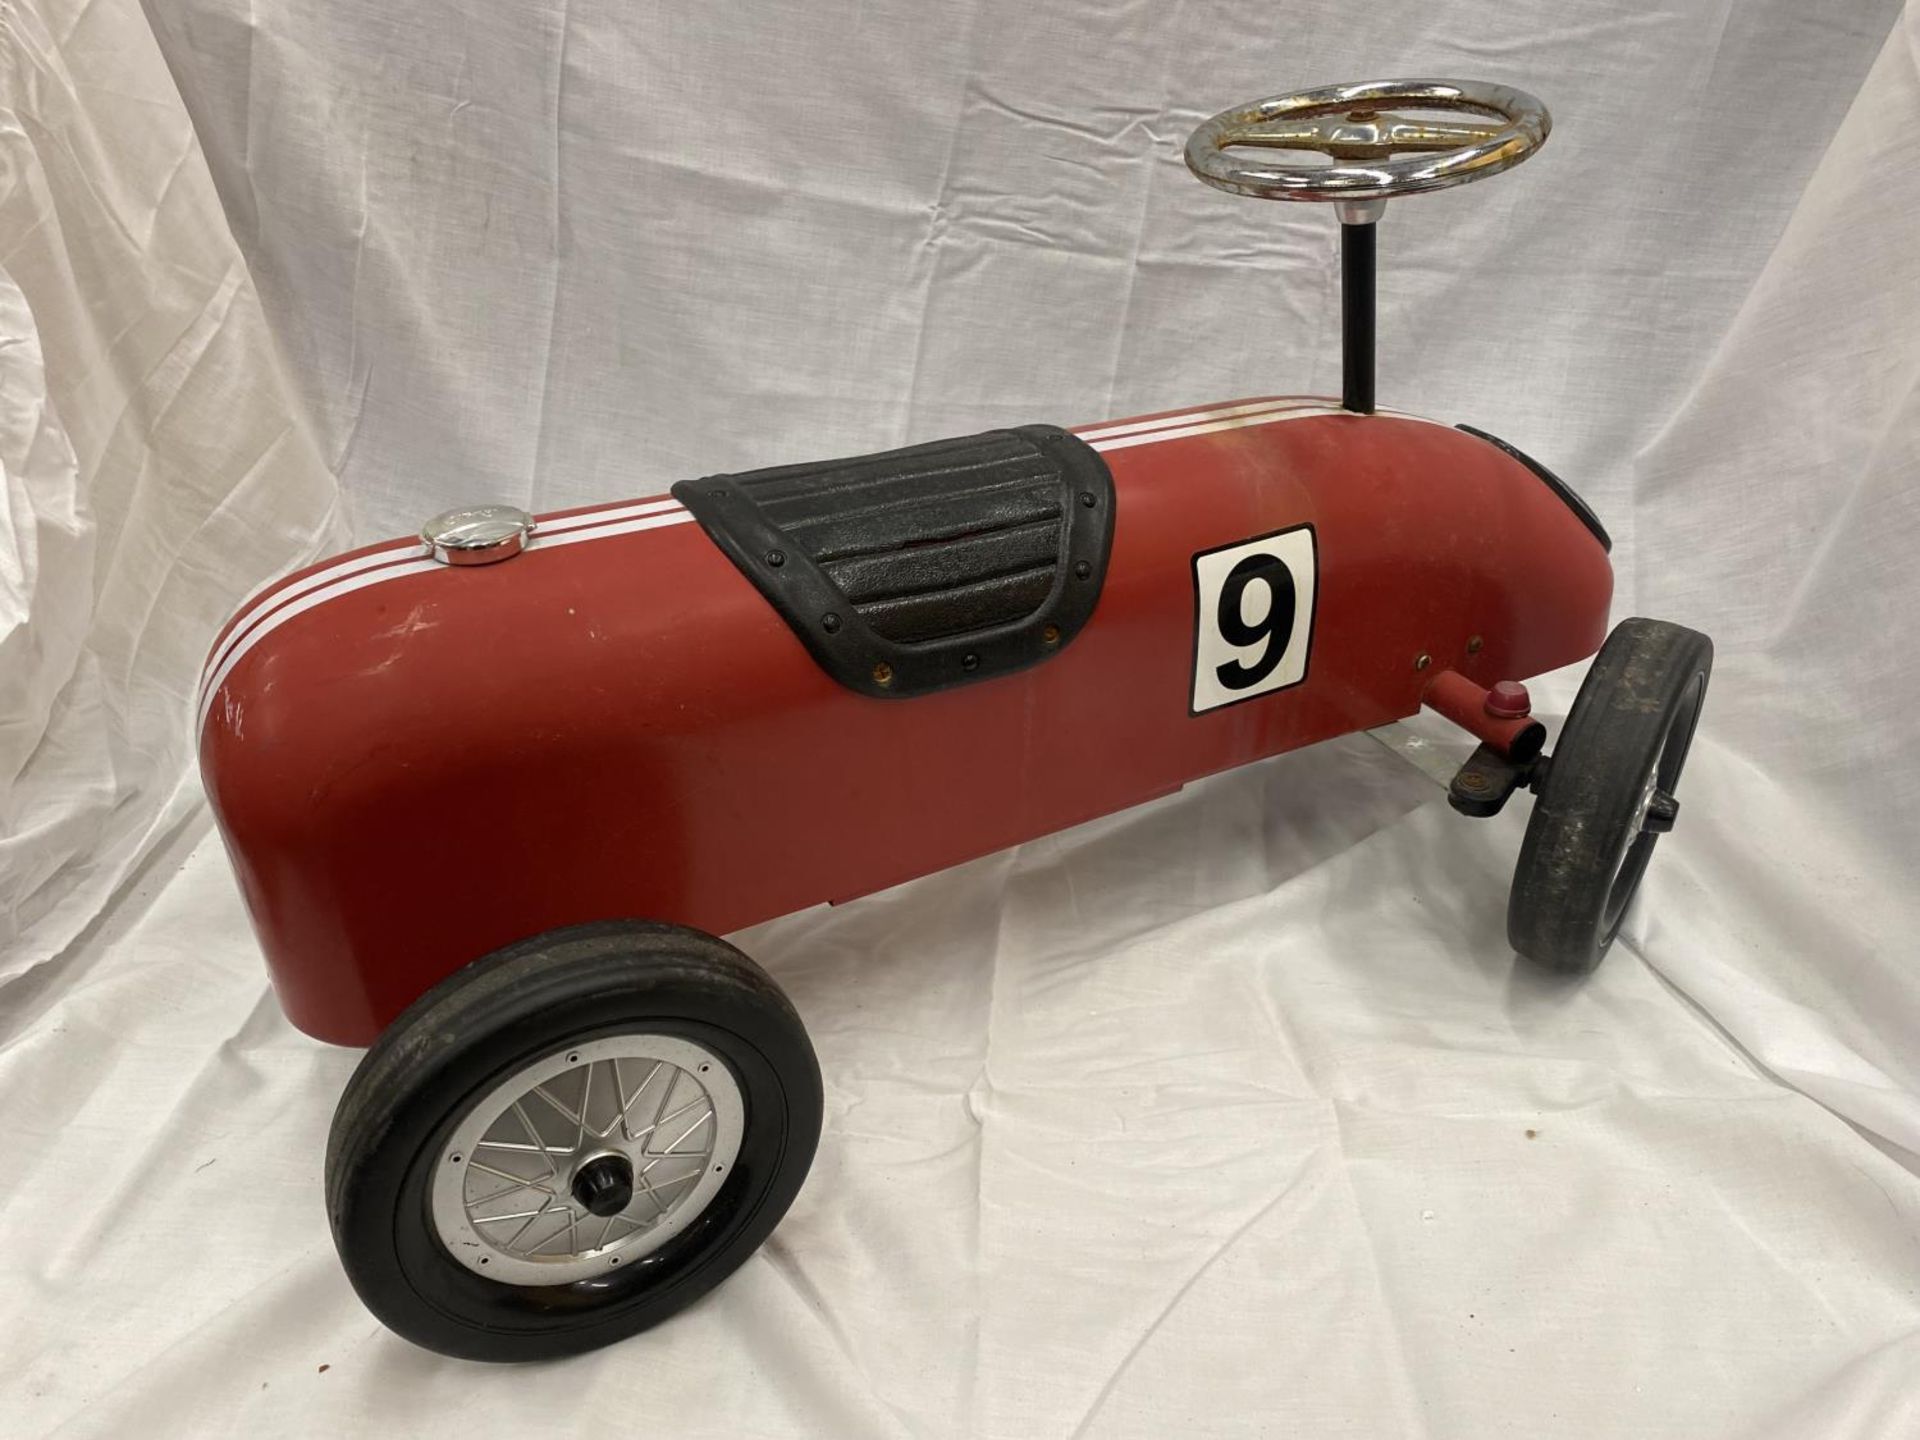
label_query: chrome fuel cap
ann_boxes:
[422,504,536,565]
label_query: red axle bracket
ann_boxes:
[1422,670,1547,761]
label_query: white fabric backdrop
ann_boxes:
[3,0,1918,1434]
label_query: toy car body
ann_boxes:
[196,79,1712,1360]
[199,401,1610,1047]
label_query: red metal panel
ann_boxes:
[199,402,1611,1045]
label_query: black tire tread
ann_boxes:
[1508,617,1712,974]
[325,920,821,1361]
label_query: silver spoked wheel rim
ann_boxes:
[430,1034,744,1286]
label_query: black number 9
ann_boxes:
[1214,553,1296,691]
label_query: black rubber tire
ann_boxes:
[325,920,822,1361]
[1508,617,1712,974]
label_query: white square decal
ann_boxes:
[1190,526,1317,714]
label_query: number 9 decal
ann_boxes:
[1190,525,1317,713]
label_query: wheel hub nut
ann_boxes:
[571,1154,636,1218]
[1644,791,1680,834]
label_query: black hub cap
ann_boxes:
[571,1154,635,1218]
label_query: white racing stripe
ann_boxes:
[197,556,440,737]
[537,494,684,534]
[201,495,685,690]
[1074,397,1320,443]
[1089,403,1442,453]
[199,406,1442,735]
[1090,404,1351,453]
[534,509,697,550]
[206,544,422,679]
[196,509,696,732]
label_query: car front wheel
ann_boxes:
[1508,617,1713,974]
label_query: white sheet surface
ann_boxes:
[3,0,1918,1434]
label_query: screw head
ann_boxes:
[1414,653,1432,672]
[1073,560,1092,580]
[1041,624,1061,646]
[961,652,980,672]
[821,612,841,634]
[1466,635,1485,655]
[872,662,894,687]
[765,549,786,568]
[1079,491,1097,508]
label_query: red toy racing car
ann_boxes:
[199,80,1711,1360]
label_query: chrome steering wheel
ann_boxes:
[1185,80,1550,218]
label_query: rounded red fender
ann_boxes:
[199,398,1611,1045]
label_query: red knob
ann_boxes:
[1485,681,1532,719]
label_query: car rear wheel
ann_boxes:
[326,920,821,1361]
[1508,617,1712,974]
